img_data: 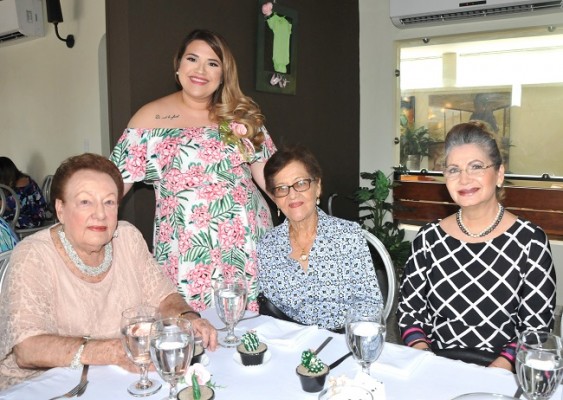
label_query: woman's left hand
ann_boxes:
[158,293,218,351]
[191,318,218,351]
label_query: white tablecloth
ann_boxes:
[2,310,561,400]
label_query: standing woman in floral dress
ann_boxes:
[110,29,276,311]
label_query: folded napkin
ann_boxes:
[253,318,318,347]
[372,343,433,378]
[325,372,386,400]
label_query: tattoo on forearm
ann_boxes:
[155,114,180,120]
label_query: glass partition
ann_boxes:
[398,27,563,185]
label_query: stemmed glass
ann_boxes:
[515,330,563,400]
[213,275,248,347]
[120,305,162,397]
[345,305,386,376]
[149,317,194,400]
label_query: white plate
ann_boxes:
[232,350,272,366]
[451,393,518,400]
[318,385,374,400]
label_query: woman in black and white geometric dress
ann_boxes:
[397,121,555,372]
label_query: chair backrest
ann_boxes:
[0,184,20,230]
[362,229,396,321]
[0,185,6,216]
[0,249,12,294]
[42,175,54,212]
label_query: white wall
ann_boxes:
[359,0,563,303]
[0,0,107,183]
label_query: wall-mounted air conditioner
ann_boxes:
[0,0,45,45]
[390,0,563,28]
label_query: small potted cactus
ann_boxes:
[177,365,215,400]
[296,349,329,393]
[236,330,268,366]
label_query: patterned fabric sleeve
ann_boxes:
[499,224,555,364]
[249,127,277,163]
[0,218,18,252]
[109,128,150,184]
[397,225,432,347]
[4,179,47,229]
[350,223,384,314]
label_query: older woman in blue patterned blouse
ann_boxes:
[257,146,382,331]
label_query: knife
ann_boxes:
[312,337,333,355]
[328,351,353,370]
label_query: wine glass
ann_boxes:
[121,305,162,397]
[149,317,194,400]
[515,330,563,400]
[213,275,248,347]
[345,305,386,376]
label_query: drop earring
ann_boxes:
[316,198,320,206]
[277,208,280,217]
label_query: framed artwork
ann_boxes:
[255,1,298,95]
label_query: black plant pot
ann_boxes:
[237,342,268,366]
[296,364,329,393]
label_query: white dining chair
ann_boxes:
[41,174,55,218]
[0,249,12,295]
[362,229,396,321]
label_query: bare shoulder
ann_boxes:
[128,92,182,128]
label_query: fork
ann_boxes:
[47,379,89,400]
[48,364,89,400]
[76,364,89,397]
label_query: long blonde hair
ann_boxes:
[173,29,265,149]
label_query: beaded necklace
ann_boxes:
[456,203,505,238]
[58,228,113,276]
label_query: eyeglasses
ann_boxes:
[272,178,316,198]
[443,162,497,181]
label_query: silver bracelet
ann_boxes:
[70,337,90,369]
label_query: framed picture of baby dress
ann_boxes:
[256,1,298,95]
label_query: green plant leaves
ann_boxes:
[353,169,411,277]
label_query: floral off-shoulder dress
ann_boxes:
[110,126,276,311]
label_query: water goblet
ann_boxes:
[149,317,194,400]
[120,305,162,397]
[515,330,563,400]
[213,275,248,347]
[345,306,386,376]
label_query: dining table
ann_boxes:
[1,309,561,400]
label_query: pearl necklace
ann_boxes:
[58,229,113,276]
[290,226,316,262]
[456,203,505,238]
